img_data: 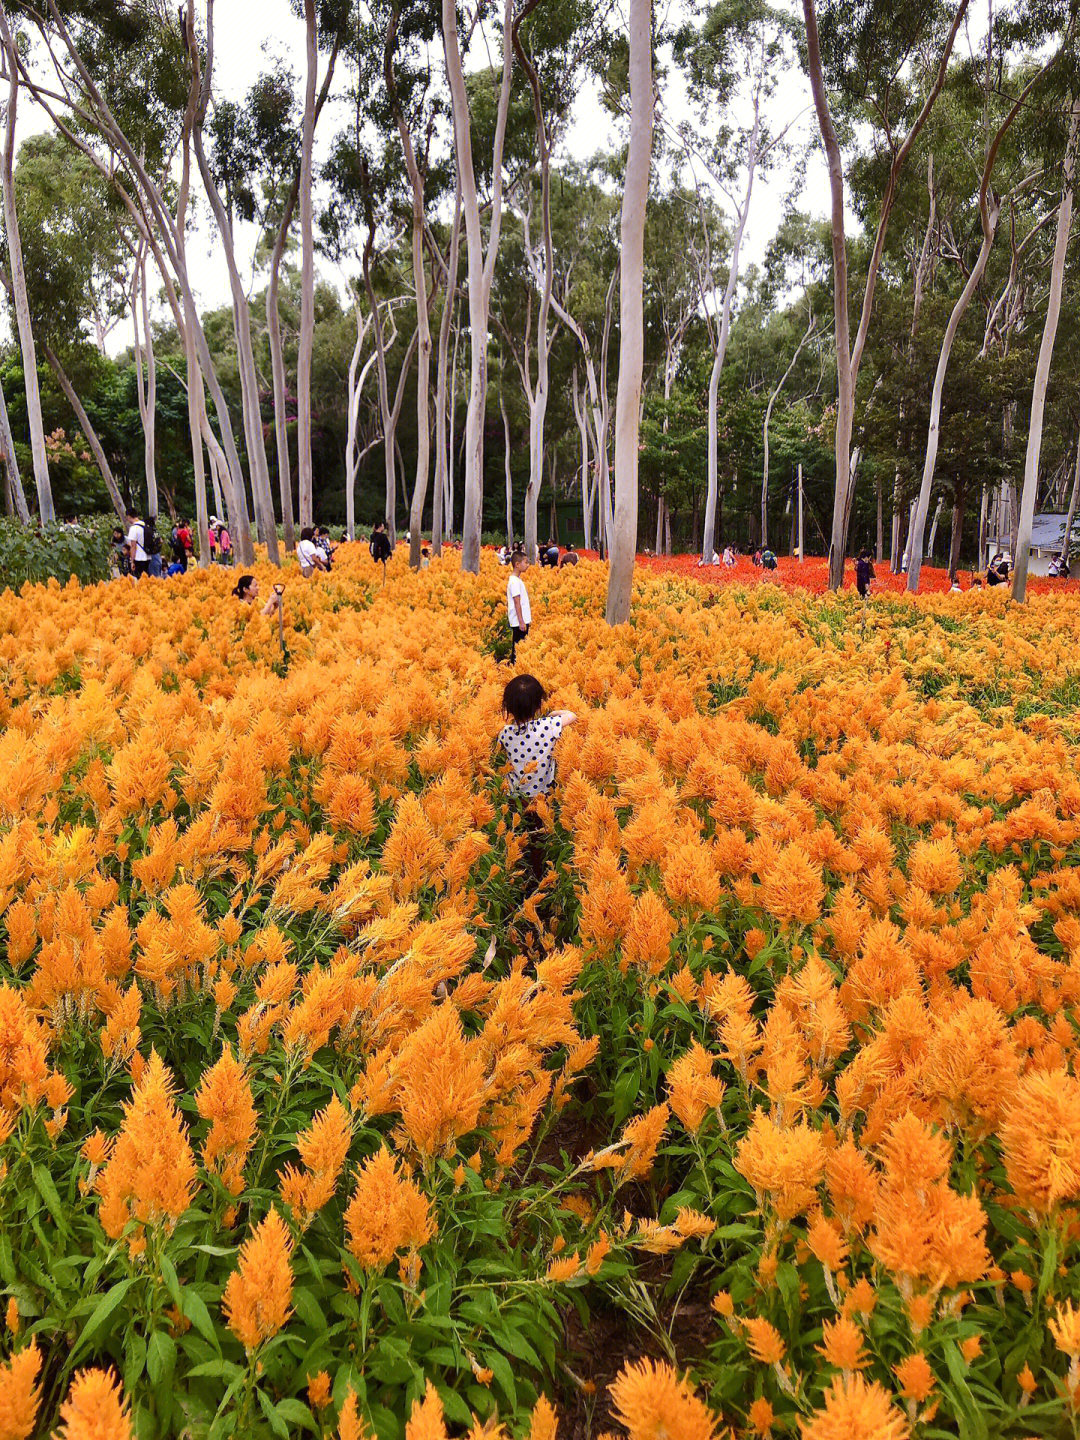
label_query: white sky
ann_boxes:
[10,0,829,349]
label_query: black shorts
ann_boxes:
[132,560,149,579]
[511,625,529,644]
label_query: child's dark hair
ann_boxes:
[503,674,546,724]
[233,574,255,598]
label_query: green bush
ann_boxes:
[0,516,114,591]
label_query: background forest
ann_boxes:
[2,0,1080,585]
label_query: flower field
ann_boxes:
[4,548,1080,1438]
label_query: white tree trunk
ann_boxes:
[761,312,814,551]
[927,494,944,556]
[344,300,376,541]
[267,187,298,552]
[906,199,999,591]
[502,394,513,544]
[192,3,277,562]
[803,0,969,588]
[41,342,126,521]
[296,0,318,530]
[138,250,158,520]
[0,369,29,523]
[605,0,652,625]
[442,0,514,572]
[1014,95,1080,603]
[702,97,760,563]
[0,25,53,522]
[432,184,462,557]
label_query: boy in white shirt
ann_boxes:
[124,509,149,579]
[506,552,531,662]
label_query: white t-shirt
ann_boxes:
[507,574,531,628]
[499,714,566,798]
[126,523,146,563]
[297,539,320,571]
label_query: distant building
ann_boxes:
[986,512,1076,576]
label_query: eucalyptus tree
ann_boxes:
[801,0,973,589]
[605,0,653,625]
[0,14,53,521]
[672,0,799,566]
[441,0,515,572]
[906,6,1075,593]
[1014,88,1080,601]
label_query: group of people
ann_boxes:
[698,544,777,571]
[497,540,579,570]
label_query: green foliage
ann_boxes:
[0,517,113,591]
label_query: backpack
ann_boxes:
[145,519,162,556]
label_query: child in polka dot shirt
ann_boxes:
[498,674,577,801]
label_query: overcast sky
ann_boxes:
[11,0,827,351]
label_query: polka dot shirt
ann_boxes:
[499,714,567,799]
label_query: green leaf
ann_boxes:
[291,1287,328,1333]
[70,1278,135,1364]
[258,1389,290,1439]
[147,1332,176,1387]
[185,1359,244,1383]
[158,1253,183,1311]
[274,1398,318,1431]
[180,1289,220,1351]
[32,1165,70,1235]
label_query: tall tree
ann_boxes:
[442,0,515,572]
[1014,93,1080,602]
[802,0,971,589]
[0,13,54,521]
[605,0,653,625]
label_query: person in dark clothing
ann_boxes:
[986,553,1009,586]
[855,549,875,599]
[559,545,579,568]
[369,521,393,575]
[170,527,188,574]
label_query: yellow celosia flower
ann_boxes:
[222,1207,294,1352]
[54,1367,133,1440]
[343,1148,434,1271]
[0,1341,41,1440]
[608,1357,720,1440]
[799,1374,908,1440]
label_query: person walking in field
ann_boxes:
[507,551,531,663]
[498,673,577,889]
[855,549,875,599]
[369,521,393,577]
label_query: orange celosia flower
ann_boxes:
[337,1389,370,1440]
[307,1372,331,1409]
[195,1049,257,1198]
[747,1397,774,1435]
[894,1352,935,1402]
[1001,1068,1080,1214]
[799,1374,908,1440]
[742,1317,786,1366]
[0,1341,41,1440]
[404,1381,446,1440]
[96,1050,197,1245]
[54,1368,133,1440]
[529,1396,558,1440]
[666,1043,725,1132]
[222,1207,294,1352]
[1050,1301,1080,1358]
[591,1104,669,1187]
[818,1316,868,1372]
[608,1357,720,1440]
[279,1094,352,1226]
[735,1110,826,1220]
[343,1148,434,1272]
